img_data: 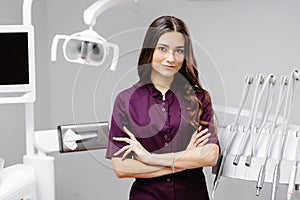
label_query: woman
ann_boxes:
[106,15,219,200]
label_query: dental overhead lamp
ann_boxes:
[51,0,139,71]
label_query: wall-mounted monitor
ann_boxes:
[0,25,35,103]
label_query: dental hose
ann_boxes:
[253,82,275,149]
[245,74,276,167]
[287,129,300,200]
[271,69,298,200]
[286,70,300,200]
[211,75,254,199]
[255,75,288,196]
[233,74,264,166]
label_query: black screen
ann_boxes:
[0,32,29,85]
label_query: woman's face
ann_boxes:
[151,31,185,79]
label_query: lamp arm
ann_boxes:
[83,0,139,27]
[50,35,69,61]
[23,0,34,25]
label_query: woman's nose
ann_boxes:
[166,50,175,63]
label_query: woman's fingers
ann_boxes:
[113,136,132,144]
[123,126,138,141]
[113,136,134,157]
[123,126,131,136]
[186,126,208,150]
[197,128,208,136]
[191,127,211,147]
[197,126,202,133]
[113,126,137,144]
[114,145,131,157]
[113,127,150,162]
[198,138,209,146]
[113,145,134,160]
[121,147,133,160]
[194,132,211,147]
[191,129,198,140]
[194,128,208,142]
[192,126,202,136]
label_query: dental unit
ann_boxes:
[211,69,300,200]
[2,1,300,199]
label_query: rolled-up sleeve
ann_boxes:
[197,92,219,146]
[105,93,130,159]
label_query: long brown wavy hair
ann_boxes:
[137,15,215,132]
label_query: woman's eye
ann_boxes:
[158,47,167,52]
[175,49,184,54]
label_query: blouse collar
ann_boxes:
[133,82,177,100]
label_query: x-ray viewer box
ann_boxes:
[57,121,109,153]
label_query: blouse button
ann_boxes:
[164,142,169,147]
[166,178,171,182]
[162,107,166,112]
[164,134,170,140]
[162,102,165,106]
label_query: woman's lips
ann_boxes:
[161,64,176,69]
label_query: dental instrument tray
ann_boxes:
[57,121,109,153]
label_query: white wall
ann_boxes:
[1,0,300,199]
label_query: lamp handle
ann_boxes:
[51,35,69,61]
[109,43,119,71]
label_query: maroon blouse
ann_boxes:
[106,82,219,200]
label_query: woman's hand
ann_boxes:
[113,126,151,162]
[186,126,211,150]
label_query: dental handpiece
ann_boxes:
[255,137,270,196]
[256,164,266,196]
[256,128,275,196]
[287,162,298,200]
[271,163,280,200]
[270,126,288,200]
[270,127,289,200]
[287,129,300,200]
